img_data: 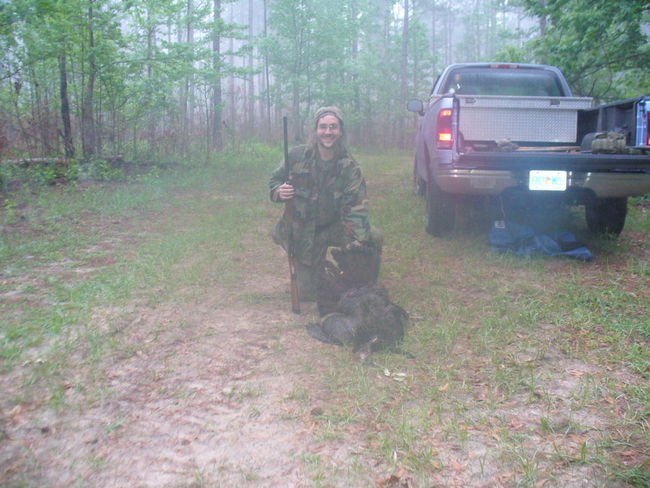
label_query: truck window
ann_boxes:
[441,68,566,97]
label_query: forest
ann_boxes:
[0,0,649,167]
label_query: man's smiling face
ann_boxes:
[316,114,342,150]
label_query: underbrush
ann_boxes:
[0,145,278,260]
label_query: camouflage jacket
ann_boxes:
[269,145,372,265]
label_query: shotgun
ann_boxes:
[283,116,301,314]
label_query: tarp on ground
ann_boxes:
[488,220,593,261]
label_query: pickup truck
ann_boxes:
[407,62,650,236]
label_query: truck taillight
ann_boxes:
[437,109,453,149]
[490,63,520,69]
[647,111,650,146]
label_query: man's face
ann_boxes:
[316,115,342,149]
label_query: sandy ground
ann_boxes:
[1,228,358,486]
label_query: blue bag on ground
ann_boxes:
[488,220,593,261]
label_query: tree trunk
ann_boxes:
[28,65,51,155]
[399,0,409,148]
[184,0,195,153]
[351,0,361,145]
[444,0,452,65]
[81,0,97,159]
[211,0,223,150]
[262,0,271,138]
[431,1,437,79]
[228,24,235,135]
[291,82,301,142]
[58,53,75,158]
[247,0,255,136]
[145,5,156,153]
[179,1,191,154]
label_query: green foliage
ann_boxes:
[0,0,648,160]
[494,45,529,64]
[0,0,250,162]
[615,464,650,488]
[519,0,650,99]
[78,158,126,182]
[262,0,355,121]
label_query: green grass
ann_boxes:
[0,145,278,390]
[308,150,650,486]
[1,146,648,487]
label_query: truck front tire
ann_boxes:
[585,197,627,236]
[426,180,455,236]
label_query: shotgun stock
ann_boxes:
[283,116,301,314]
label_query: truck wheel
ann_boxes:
[585,197,628,236]
[426,181,455,236]
[413,172,426,196]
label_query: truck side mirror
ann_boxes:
[407,99,425,115]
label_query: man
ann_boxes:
[269,106,382,303]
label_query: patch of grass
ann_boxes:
[0,146,277,401]
[628,196,650,233]
[305,151,649,485]
[285,385,311,405]
[615,464,650,488]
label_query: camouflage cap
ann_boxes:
[314,106,344,128]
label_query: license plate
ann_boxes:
[529,170,567,191]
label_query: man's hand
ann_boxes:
[345,240,363,251]
[277,182,295,201]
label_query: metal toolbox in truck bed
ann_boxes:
[456,95,594,143]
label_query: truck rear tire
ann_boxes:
[413,172,426,196]
[585,197,627,236]
[426,180,455,236]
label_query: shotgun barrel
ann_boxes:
[283,116,301,314]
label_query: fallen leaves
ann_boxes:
[377,467,416,488]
